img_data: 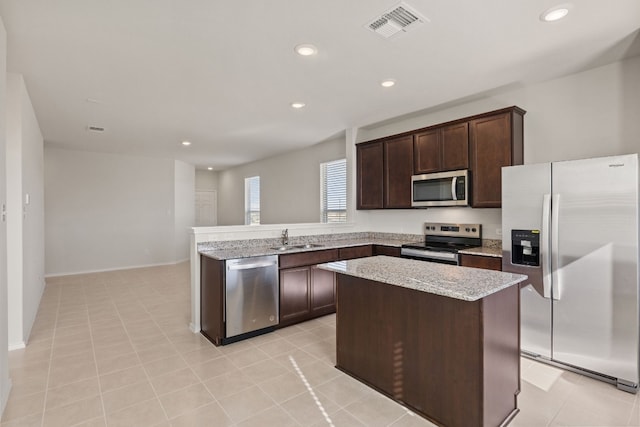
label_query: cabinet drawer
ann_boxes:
[459,254,502,271]
[279,249,339,269]
[373,245,401,257]
[338,245,373,260]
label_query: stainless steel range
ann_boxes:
[401,222,482,265]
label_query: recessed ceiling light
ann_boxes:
[207,167,213,171]
[540,4,571,22]
[381,79,396,88]
[291,102,306,109]
[294,44,318,56]
[181,141,191,146]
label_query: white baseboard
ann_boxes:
[189,322,200,334]
[8,341,25,351]
[45,259,188,279]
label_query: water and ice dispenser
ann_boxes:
[511,230,540,266]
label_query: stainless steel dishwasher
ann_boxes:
[225,255,279,341]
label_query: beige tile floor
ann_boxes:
[1,262,638,426]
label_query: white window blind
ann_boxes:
[245,176,260,225]
[321,159,347,223]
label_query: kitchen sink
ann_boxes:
[297,243,324,249]
[269,243,324,251]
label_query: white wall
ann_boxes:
[358,57,639,163]
[0,16,11,418]
[174,160,195,262]
[353,55,640,238]
[44,148,192,275]
[217,137,345,225]
[6,73,44,348]
[19,77,44,346]
[5,74,22,347]
[195,169,218,191]
[212,56,640,237]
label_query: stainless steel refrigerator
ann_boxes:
[502,153,639,393]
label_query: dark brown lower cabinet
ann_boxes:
[279,266,311,325]
[279,265,337,326]
[459,253,502,271]
[279,246,393,327]
[373,245,402,257]
[311,266,336,315]
[200,255,225,346]
[338,245,373,260]
[336,274,520,427]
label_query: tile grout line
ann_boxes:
[39,282,62,427]
[84,279,110,427]
[131,275,190,423]
[104,280,169,424]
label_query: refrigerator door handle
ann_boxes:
[541,194,552,299]
[451,177,458,201]
[551,194,561,300]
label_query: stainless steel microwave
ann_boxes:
[411,169,469,207]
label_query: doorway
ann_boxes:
[195,190,217,226]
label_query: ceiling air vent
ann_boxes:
[366,2,428,39]
[87,125,105,133]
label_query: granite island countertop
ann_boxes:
[199,237,422,261]
[318,255,526,301]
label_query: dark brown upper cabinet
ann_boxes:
[357,106,525,210]
[357,135,413,209]
[469,107,525,208]
[414,122,469,174]
[356,141,384,209]
[383,135,414,208]
[413,129,440,174]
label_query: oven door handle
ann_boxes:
[401,248,458,262]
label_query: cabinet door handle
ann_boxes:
[228,261,277,271]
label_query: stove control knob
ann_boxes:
[472,228,477,232]
[465,227,470,232]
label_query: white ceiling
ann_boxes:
[1,1,639,170]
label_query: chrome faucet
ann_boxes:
[281,229,289,246]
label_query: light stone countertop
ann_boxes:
[318,255,526,301]
[199,237,422,261]
[458,246,503,258]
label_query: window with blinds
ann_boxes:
[245,176,260,225]
[320,159,347,223]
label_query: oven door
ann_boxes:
[400,247,459,265]
[412,170,468,207]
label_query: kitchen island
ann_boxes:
[319,256,527,427]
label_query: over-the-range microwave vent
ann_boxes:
[87,125,105,133]
[365,2,428,39]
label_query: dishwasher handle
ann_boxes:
[227,260,278,271]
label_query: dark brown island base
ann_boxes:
[319,256,528,427]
